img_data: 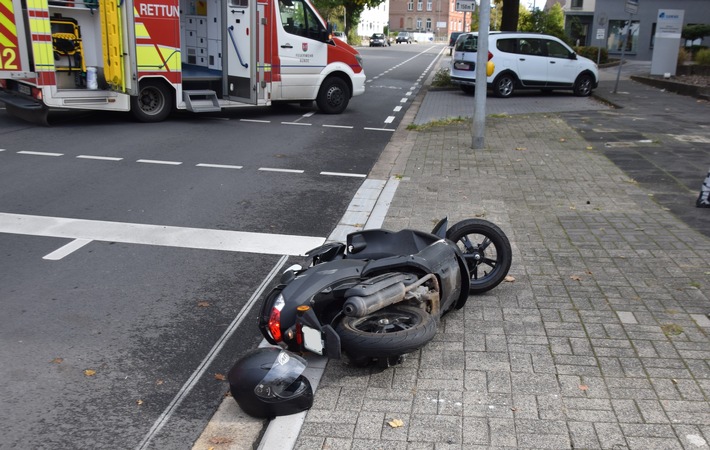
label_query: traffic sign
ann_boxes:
[625,0,638,15]
[455,0,475,12]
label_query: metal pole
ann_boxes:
[472,0,490,149]
[613,13,632,94]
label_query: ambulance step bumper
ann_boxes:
[183,90,221,113]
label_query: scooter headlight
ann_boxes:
[267,294,286,342]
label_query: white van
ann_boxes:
[450,32,598,98]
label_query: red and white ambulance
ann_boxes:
[0,0,365,123]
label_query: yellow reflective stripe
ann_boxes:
[136,44,167,71]
[26,0,48,9]
[28,17,50,34]
[158,47,180,71]
[32,41,54,70]
[134,22,149,39]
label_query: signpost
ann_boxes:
[614,0,639,93]
[455,0,475,12]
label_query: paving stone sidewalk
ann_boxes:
[294,89,710,448]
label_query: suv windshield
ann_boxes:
[455,34,477,52]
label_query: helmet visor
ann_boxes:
[254,350,307,400]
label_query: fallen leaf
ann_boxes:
[209,437,234,445]
[559,138,566,142]
[51,358,64,364]
[570,275,582,282]
[214,373,226,381]
[504,275,516,282]
[84,369,96,377]
[136,399,144,405]
[156,379,164,386]
[586,146,593,150]
[515,147,527,151]
[579,385,589,391]
[388,418,405,428]
[197,301,210,308]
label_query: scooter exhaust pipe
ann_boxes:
[342,282,406,317]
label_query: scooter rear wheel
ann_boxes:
[336,305,436,361]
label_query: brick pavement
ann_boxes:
[292,63,710,449]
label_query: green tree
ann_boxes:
[682,24,710,42]
[518,3,567,42]
[470,0,503,31]
[312,0,386,38]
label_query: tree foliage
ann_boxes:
[518,3,567,42]
[312,0,385,37]
[682,24,710,42]
[470,0,503,32]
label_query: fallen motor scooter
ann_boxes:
[258,218,512,367]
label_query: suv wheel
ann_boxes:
[492,74,515,98]
[573,74,594,97]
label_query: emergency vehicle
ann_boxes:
[0,0,365,124]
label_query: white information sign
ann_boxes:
[625,0,638,15]
[596,28,605,40]
[455,0,475,12]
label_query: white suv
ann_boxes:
[450,32,598,98]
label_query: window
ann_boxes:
[278,0,325,40]
[571,0,583,8]
[417,0,422,11]
[607,19,640,53]
[426,18,431,30]
[496,38,516,53]
[545,39,571,58]
[407,0,413,10]
[426,0,432,11]
[416,18,422,29]
[229,0,248,7]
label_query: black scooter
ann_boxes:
[258,218,512,367]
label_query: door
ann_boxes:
[275,0,328,99]
[542,38,578,87]
[0,0,31,78]
[513,38,547,87]
[225,0,257,102]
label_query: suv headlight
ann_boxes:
[355,54,363,69]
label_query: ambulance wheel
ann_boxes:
[316,77,350,114]
[131,79,173,123]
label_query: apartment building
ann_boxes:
[388,0,468,40]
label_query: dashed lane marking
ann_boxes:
[18,151,63,157]
[196,163,244,169]
[259,167,305,174]
[77,155,123,161]
[137,159,183,165]
[320,171,367,178]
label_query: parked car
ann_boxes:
[448,31,463,55]
[333,31,347,44]
[369,33,387,47]
[396,31,412,44]
[449,32,599,98]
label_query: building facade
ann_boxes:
[561,0,709,60]
[388,0,467,41]
[358,0,391,37]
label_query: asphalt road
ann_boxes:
[0,43,444,449]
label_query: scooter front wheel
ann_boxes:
[446,219,512,295]
[336,305,437,361]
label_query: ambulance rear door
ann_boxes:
[224,0,257,103]
[0,0,33,78]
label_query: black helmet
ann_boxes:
[228,347,313,418]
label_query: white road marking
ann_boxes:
[76,155,123,161]
[385,116,395,124]
[43,238,92,260]
[259,167,305,174]
[137,159,182,165]
[196,163,243,169]
[320,171,367,178]
[400,98,408,103]
[18,151,63,157]
[364,127,395,132]
[394,106,402,112]
[302,112,315,118]
[240,119,271,123]
[0,213,325,256]
[322,124,354,129]
[281,122,311,126]
[136,255,289,450]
